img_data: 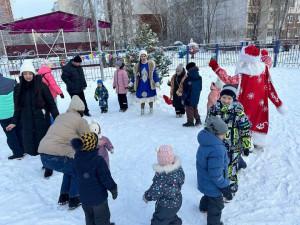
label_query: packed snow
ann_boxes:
[0,66,300,225]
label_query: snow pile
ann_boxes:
[0,66,300,225]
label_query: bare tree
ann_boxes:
[203,0,220,44]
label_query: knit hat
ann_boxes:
[239,45,261,64]
[139,50,148,58]
[206,116,228,136]
[41,60,50,68]
[186,62,196,71]
[73,55,82,63]
[89,119,101,135]
[214,78,224,89]
[115,60,124,68]
[68,95,85,111]
[71,132,98,152]
[155,145,175,166]
[176,63,184,73]
[20,60,36,76]
[97,79,103,85]
[220,84,237,100]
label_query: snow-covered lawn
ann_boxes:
[0,66,299,225]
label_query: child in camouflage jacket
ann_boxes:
[143,145,185,225]
[95,80,109,113]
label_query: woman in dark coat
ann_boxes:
[6,60,59,178]
[168,63,187,118]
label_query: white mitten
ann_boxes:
[128,82,133,87]
[110,148,114,154]
[277,104,287,115]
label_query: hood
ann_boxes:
[187,68,200,79]
[38,67,51,75]
[197,129,223,146]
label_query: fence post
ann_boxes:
[274,40,280,68]
[186,45,189,64]
[240,42,244,50]
[246,41,248,46]
[215,44,219,62]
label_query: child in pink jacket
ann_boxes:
[89,119,114,168]
[113,60,129,112]
[38,60,64,103]
[207,78,224,113]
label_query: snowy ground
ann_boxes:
[0,66,300,225]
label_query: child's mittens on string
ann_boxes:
[143,195,148,204]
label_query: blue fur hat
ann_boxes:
[97,80,103,85]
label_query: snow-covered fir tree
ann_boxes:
[126,23,172,87]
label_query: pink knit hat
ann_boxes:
[155,145,174,166]
[41,60,50,68]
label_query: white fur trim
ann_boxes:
[236,74,242,98]
[155,147,160,152]
[276,104,287,115]
[152,156,181,174]
[239,46,261,64]
[139,50,148,58]
[235,61,266,76]
[252,132,267,147]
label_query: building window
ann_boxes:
[287,15,293,23]
[297,15,300,23]
[267,31,273,36]
[248,13,257,23]
[287,30,291,38]
[296,30,300,37]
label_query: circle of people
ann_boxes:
[0,45,285,225]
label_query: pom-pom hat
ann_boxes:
[155,145,175,166]
[239,45,261,64]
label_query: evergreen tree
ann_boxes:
[125,23,172,87]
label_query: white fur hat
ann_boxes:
[139,50,148,58]
[238,45,261,64]
[89,119,101,135]
[68,95,85,111]
[20,60,36,76]
[215,78,224,89]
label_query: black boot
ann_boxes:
[183,121,194,127]
[8,154,24,160]
[195,119,202,125]
[58,193,69,205]
[69,196,81,210]
[44,168,53,179]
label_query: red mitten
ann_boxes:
[209,59,219,71]
[261,49,268,56]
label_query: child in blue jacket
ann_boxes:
[95,80,109,113]
[196,116,233,225]
[72,132,117,225]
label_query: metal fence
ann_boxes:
[1,39,299,83]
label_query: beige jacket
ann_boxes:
[38,109,90,158]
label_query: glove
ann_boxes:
[110,186,118,200]
[143,195,148,204]
[261,49,268,56]
[60,93,64,99]
[220,186,233,201]
[110,148,114,154]
[243,148,250,156]
[95,97,98,101]
[209,59,219,71]
[113,86,116,89]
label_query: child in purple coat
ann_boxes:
[89,119,114,168]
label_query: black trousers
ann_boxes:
[118,94,128,110]
[69,91,89,114]
[0,117,24,157]
[175,107,185,115]
[82,199,111,225]
[199,195,224,225]
[151,203,182,225]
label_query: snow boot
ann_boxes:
[176,114,180,118]
[150,108,153,115]
[69,196,81,210]
[58,193,69,205]
[141,108,144,115]
[195,119,202,126]
[44,168,53,179]
[183,121,194,127]
[8,154,24,160]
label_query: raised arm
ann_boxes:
[209,59,239,85]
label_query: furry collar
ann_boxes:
[235,61,266,76]
[152,156,181,174]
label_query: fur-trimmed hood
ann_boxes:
[152,155,181,174]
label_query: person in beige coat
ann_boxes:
[38,95,90,210]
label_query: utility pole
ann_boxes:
[94,0,105,80]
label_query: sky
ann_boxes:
[11,0,56,20]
